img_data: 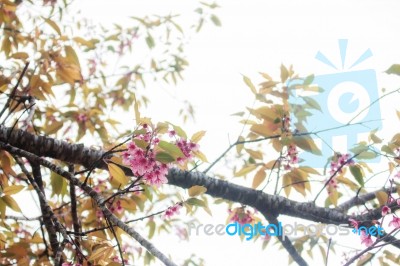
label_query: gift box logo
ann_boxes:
[287,39,382,167]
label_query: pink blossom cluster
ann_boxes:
[360,231,373,247]
[164,203,182,219]
[175,138,199,165]
[112,256,128,264]
[350,199,400,247]
[326,153,355,195]
[76,113,88,123]
[122,125,198,187]
[348,219,375,247]
[109,200,123,215]
[329,153,354,176]
[283,144,299,170]
[122,126,169,186]
[282,115,291,133]
[228,207,254,225]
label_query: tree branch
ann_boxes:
[2,142,177,266]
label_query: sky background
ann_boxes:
[19,1,400,265]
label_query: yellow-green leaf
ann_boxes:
[252,169,266,189]
[51,171,68,197]
[188,185,207,197]
[349,165,364,186]
[280,64,289,82]
[234,164,257,177]
[2,195,21,212]
[243,75,257,94]
[3,185,24,196]
[88,246,112,261]
[191,130,206,143]
[293,135,322,155]
[147,220,156,239]
[375,191,388,207]
[386,64,400,75]
[236,136,245,154]
[108,163,129,186]
[43,18,61,35]
[155,152,175,163]
[65,45,80,69]
[158,141,185,159]
[186,197,206,207]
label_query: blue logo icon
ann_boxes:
[287,39,382,167]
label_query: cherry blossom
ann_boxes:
[349,218,360,229]
[228,207,254,225]
[164,203,182,219]
[122,124,199,187]
[389,216,400,229]
[382,205,391,216]
[360,231,373,247]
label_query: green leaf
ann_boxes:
[303,96,322,112]
[147,220,156,239]
[381,145,395,156]
[210,14,221,26]
[186,198,206,207]
[243,75,257,94]
[158,140,185,158]
[171,124,187,139]
[51,171,68,197]
[350,165,364,186]
[357,151,377,160]
[145,34,155,49]
[155,152,175,163]
[303,74,314,86]
[293,135,322,155]
[133,139,148,149]
[386,64,400,75]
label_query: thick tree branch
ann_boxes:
[2,128,400,255]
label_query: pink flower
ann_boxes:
[76,113,88,123]
[360,231,373,247]
[164,204,182,218]
[228,208,254,225]
[349,218,359,229]
[122,125,197,187]
[382,205,391,216]
[127,142,136,151]
[168,130,176,137]
[389,216,400,228]
[395,172,400,179]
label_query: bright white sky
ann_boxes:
[26,1,400,265]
